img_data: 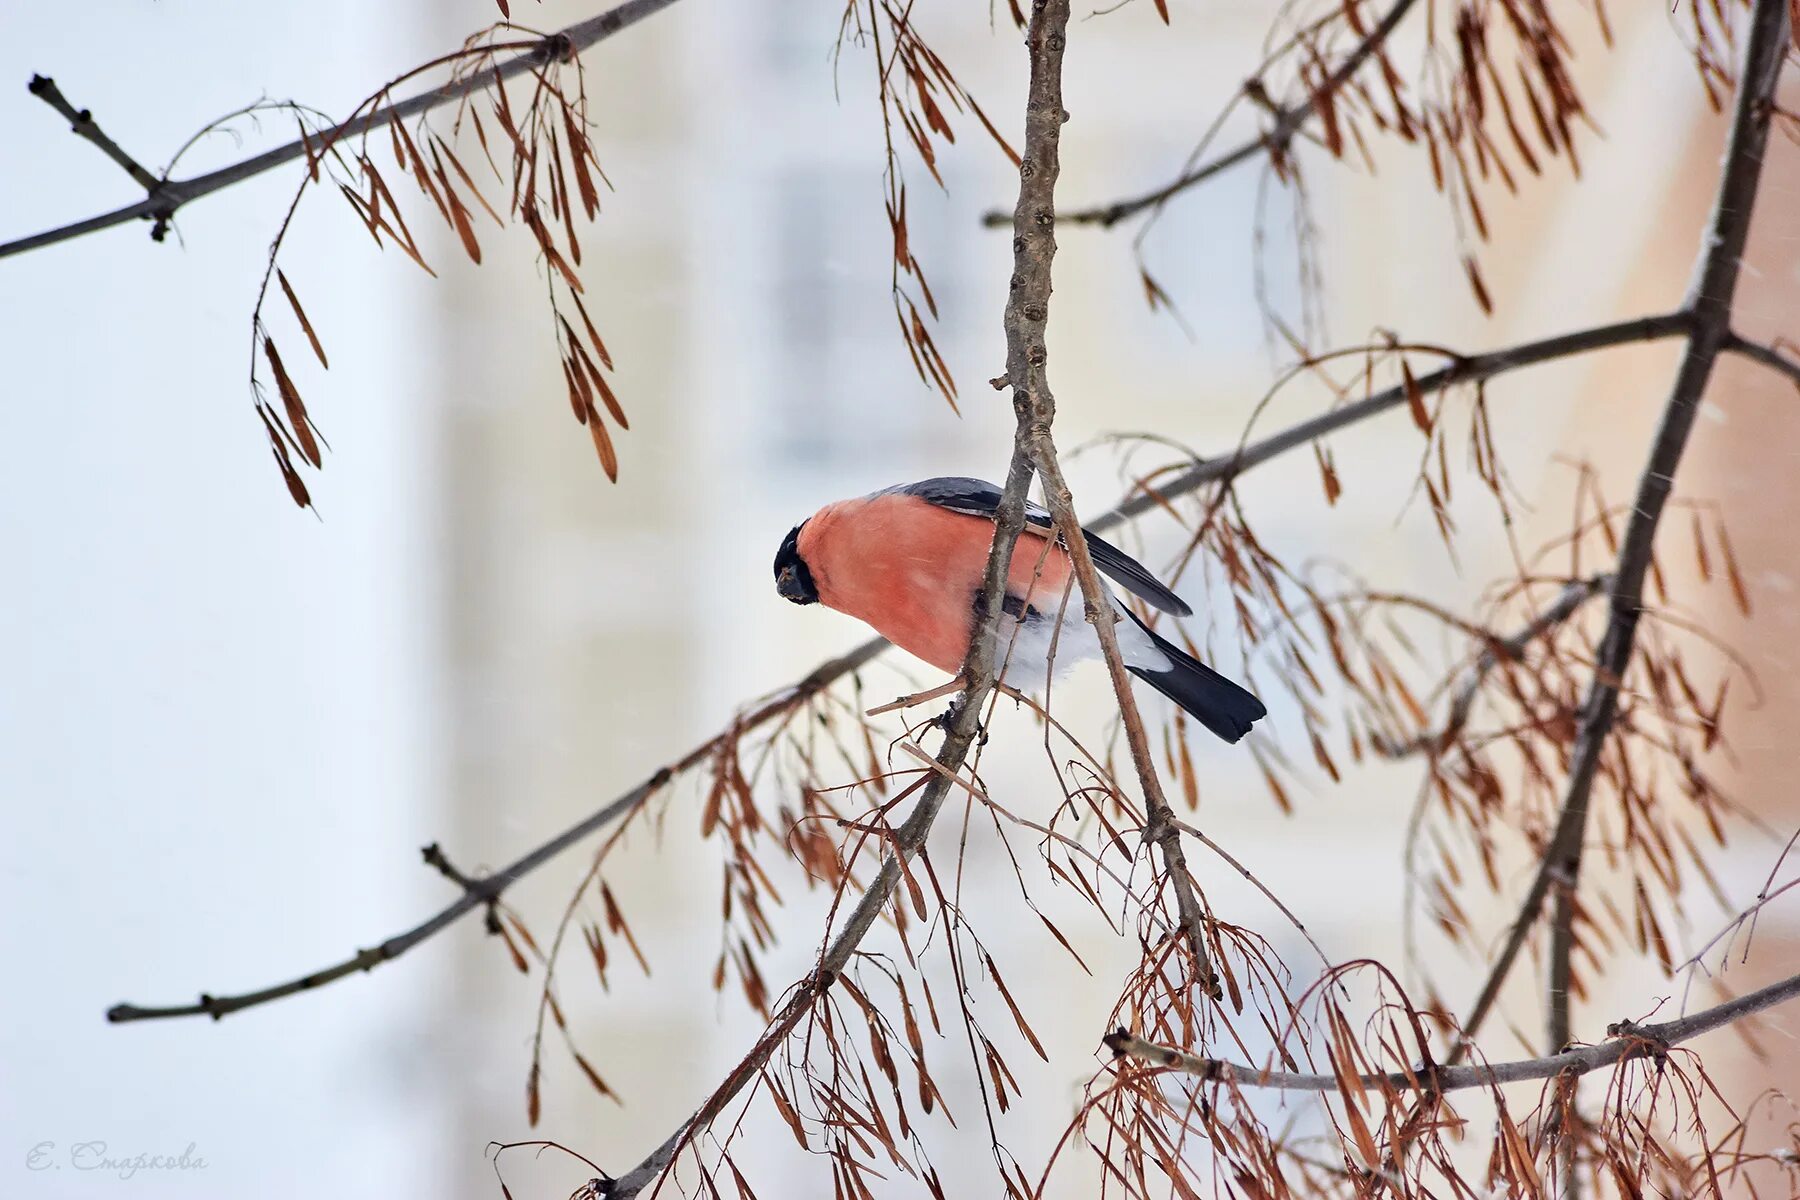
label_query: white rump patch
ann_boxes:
[990,596,1168,691]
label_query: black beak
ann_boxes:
[777,566,811,603]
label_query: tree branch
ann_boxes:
[984,0,1420,229]
[1003,0,1222,998]
[105,307,1695,1025]
[1105,312,1693,527]
[27,75,163,194]
[1375,574,1611,759]
[0,0,682,260]
[601,5,1073,1194]
[1449,0,1791,1067]
[1032,426,1222,999]
[1723,330,1800,392]
[1105,967,1800,1094]
[104,642,885,1023]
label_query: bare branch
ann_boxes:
[1032,427,1222,998]
[1005,0,1223,997]
[1105,967,1800,1093]
[603,5,1073,1194]
[984,0,1421,229]
[104,643,885,1023]
[27,75,163,195]
[1106,312,1693,529]
[105,306,1696,1024]
[1723,330,1800,392]
[1450,0,1791,1064]
[1375,574,1610,759]
[0,0,682,260]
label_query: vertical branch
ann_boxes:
[600,2,1077,1194]
[1031,449,1222,998]
[1538,17,1789,1193]
[1448,0,1790,1095]
[1545,0,1790,1055]
[997,0,1220,1001]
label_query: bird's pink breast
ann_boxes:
[798,493,1074,675]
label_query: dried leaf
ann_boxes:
[563,358,591,425]
[1463,254,1495,314]
[569,289,614,370]
[983,953,1047,1060]
[601,883,650,974]
[1315,445,1342,505]
[445,187,482,263]
[1402,359,1430,432]
[766,1076,809,1148]
[1716,517,1750,614]
[586,412,619,481]
[433,135,504,227]
[270,448,311,508]
[1261,762,1293,815]
[263,338,321,469]
[582,922,609,987]
[572,1051,617,1101]
[562,105,601,219]
[497,920,528,973]
[505,913,541,955]
[276,271,329,369]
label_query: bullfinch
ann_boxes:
[773,477,1266,743]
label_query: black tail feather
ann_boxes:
[1127,622,1266,745]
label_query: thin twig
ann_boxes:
[1105,966,1800,1093]
[419,840,479,891]
[1033,432,1222,998]
[1676,827,1800,990]
[1723,330,1800,392]
[985,0,1421,228]
[897,740,991,801]
[0,0,682,260]
[105,309,1696,1024]
[27,75,163,193]
[1011,0,1224,998]
[1108,312,1694,529]
[104,643,885,1023]
[1449,0,1791,1067]
[1169,817,1333,972]
[602,5,1073,1194]
[420,841,505,934]
[1375,574,1611,759]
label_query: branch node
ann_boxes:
[535,32,577,63]
[27,72,165,196]
[1604,1018,1671,1058]
[422,841,506,934]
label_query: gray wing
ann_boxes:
[881,477,1193,617]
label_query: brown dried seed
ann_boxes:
[276,271,329,370]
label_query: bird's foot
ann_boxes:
[931,696,989,746]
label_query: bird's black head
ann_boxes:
[774,523,819,605]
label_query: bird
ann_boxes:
[772,477,1266,743]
